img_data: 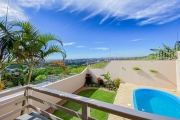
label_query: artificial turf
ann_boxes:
[53,89,116,120]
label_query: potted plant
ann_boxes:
[97,77,104,86]
[150,69,158,76]
[85,73,92,85]
[133,67,141,73]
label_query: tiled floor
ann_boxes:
[108,83,180,120]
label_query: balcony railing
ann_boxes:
[0,85,176,120]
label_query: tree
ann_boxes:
[150,42,180,60]
[0,21,15,83]
[47,61,67,75]
[13,21,66,85]
[12,21,66,115]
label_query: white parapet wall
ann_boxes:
[0,68,88,120]
[31,68,88,110]
[176,51,180,91]
[88,60,176,89]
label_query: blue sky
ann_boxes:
[0,0,180,59]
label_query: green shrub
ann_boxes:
[4,81,14,88]
[23,69,28,74]
[92,83,98,87]
[89,62,107,68]
[101,72,111,81]
[4,73,26,88]
[104,80,114,90]
[32,69,46,81]
[35,75,46,81]
[31,68,52,81]
[150,69,158,73]
[133,67,141,70]
[67,66,86,74]
[114,78,121,87]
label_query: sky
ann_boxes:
[0,0,180,59]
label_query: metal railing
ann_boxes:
[31,74,77,86]
[0,85,176,120]
[108,51,177,60]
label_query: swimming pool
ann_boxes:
[133,88,180,119]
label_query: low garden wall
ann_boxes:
[31,68,88,110]
[0,68,88,120]
[88,60,176,89]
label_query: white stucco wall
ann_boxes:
[31,68,88,110]
[0,68,88,120]
[176,51,180,91]
[89,60,176,89]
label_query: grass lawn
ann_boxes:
[53,89,116,120]
[89,62,107,68]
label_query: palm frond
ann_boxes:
[43,45,66,60]
[162,43,171,50]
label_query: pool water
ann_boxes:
[133,89,180,118]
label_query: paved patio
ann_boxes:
[108,83,180,120]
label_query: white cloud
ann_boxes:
[17,0,57,9]
[0,0,28,21]
[131,39,143,42]
[60,0,180,25]
[76,45,85,48]
[91,47,109,50]
[63,42,75,46]
[58,0,74,11]
[1,0,180,25]
[82,9,103,21]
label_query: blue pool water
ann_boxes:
[133,88,180,118]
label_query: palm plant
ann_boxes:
[150,43,180,60]
[13,21,66,85]
[47,61,67,75]
[101,72,111,81]
[0,21,16,83]
[12,21,66,115]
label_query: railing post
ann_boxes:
[26,88,29,114]
[82,104,90,120]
